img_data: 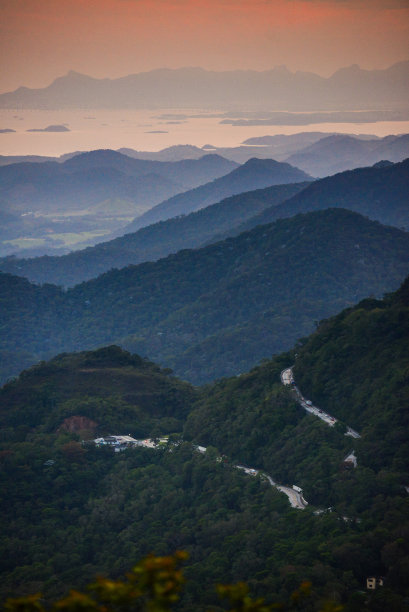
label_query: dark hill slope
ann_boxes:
[0,181,309,287]
[2,208,408,384]
[234,158,409,233]
[0,345,196,439]
[0,273,64,355]
[134,209,409,383]
[123,158,311,232]
[66,209,409,359]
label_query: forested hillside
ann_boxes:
[1,279,408,610]
[292,276,409,474]
[1,208,408,384]
[181,277,409,608]
[185,277,409,487]
[0,345,196,440]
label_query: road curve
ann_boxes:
[198,453,307,509]
[276,485,308,509]
[233,464,307,509]
[281,367,361,438]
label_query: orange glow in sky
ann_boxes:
[0,0,408,92]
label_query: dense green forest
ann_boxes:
[292,276,409,475]
[1,208,409,385]
[1,278,409,610]
[0,346,196,440]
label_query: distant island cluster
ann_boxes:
[1,124,70,133]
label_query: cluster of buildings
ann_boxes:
[92,435,167,452]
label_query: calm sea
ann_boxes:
[1,108,409,157]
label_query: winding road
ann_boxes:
[193,366,364,511]
[281,367,361,439]
[197,455,307,509]
[227,462,308,509]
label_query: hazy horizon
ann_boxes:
[1,0,409,93]
[2,60,409,97]
[1,0,408,157]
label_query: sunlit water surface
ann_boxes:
[1,109,409,157]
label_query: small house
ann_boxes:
[366,577,384,590]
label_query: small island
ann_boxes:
[27,124,70,132]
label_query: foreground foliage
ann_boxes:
[5,552,341,612]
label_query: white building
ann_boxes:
[93,435,142,451]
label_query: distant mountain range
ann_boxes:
[0,150,238,255]
[2,157,407,287]
[0,136,337,171]
[61,150,238,192]
[1,207,408,384]
[1,63,408,110]
[236,158,409,233]
[0,134,367,168]
[123,158,311,233]
[0,181,309,286]
[2,131,408,181]
[0,150,237,216]
[285,133,409,177]
[118,132,409,178]
[119,133,337,164]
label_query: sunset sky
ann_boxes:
[1,0,408,93]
